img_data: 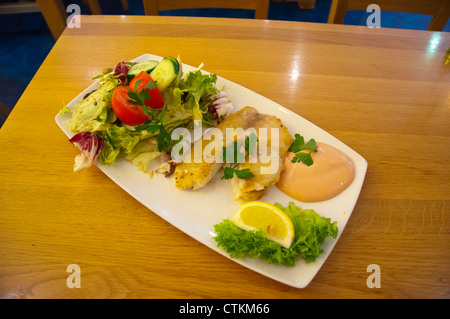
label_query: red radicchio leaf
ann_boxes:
[69,132,104,172]
[113,60,129,85]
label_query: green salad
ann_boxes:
[61,56,233,173]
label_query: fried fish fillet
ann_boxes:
[230,113,293,201]
[174,106,292,201]
[174,106,259,190]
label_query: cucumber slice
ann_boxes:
[127,60,159,79]
[150,57,180,91]
[172,55,183,88]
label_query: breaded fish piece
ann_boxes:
[231,114,293,201]
[173,138,222,190]
[174,106,292,201]
[174,106,259,190]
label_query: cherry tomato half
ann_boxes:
[129,71,164,109]
[111,72,165,126]
[111,86,150,126]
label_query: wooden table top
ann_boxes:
[0,15,449,299]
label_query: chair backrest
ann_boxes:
[142,0,270,19]
[328,0,450,31]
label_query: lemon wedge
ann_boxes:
[233,201,295,248]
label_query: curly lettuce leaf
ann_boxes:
[178,70,219,122]
[213,202,338,266]
[276,202,338,262]
[214,219,297,266]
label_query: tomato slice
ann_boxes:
[111,86,150,126]
[129,71,164,109]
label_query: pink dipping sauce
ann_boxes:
[276,142,355,202]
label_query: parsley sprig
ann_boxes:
[126,79,172,152]
[221,133,257,180]
[127,79,159,117]
[135,119,172,152]
[289,134,317,166]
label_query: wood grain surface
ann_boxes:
[0,15,449,299]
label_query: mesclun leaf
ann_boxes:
[179,70,219,121]
[289,133,317,166]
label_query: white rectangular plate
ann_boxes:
[55,54,367,288]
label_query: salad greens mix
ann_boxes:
[61,56,231,173]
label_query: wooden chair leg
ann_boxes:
[427,0,450,31]
[0,101,11,119]
[35,0,67,40]
[255,0,270,19]
[143,0,158,15]
[121,0,129,11]
[328,0,348,24]
[86,0,102,15]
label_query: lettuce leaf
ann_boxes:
[178,70,219,122]
[276,202,338,263]
[106,125,141,154]
[213,202,338,267]
[160,87,196,132]
[66,76,118,133]
[124,137,160,172]
[97,125,164,171]
[214,219,297,266]
[97,139,121,165]
[97,124,151,165]
[69,132,104,172]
